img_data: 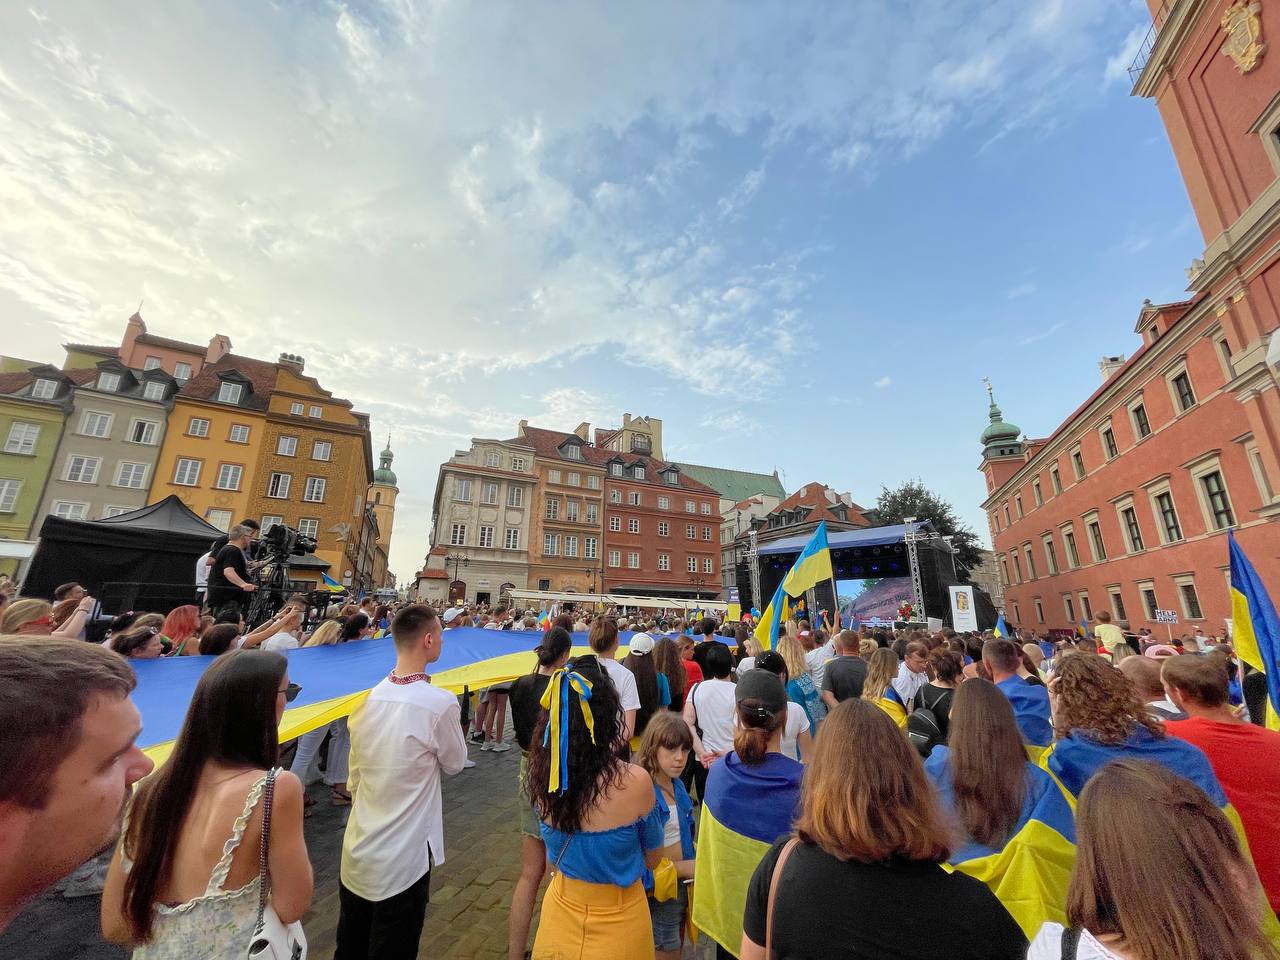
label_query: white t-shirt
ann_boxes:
[483,621,500,630]
[262,632,300,652]
[781,701,809,761]
[805,641,836,690]
[341,674,468,901]
[1027,923,1125,960]
[688,678,737,755]
[601,655,642,712]
[195,553,211,588]
[892,660,928,708]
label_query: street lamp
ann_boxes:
[689,573,708,600]
[444,552,469,600]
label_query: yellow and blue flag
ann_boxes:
[1075,619,1089,640]
[753,522,833,651]
[1229,531,1280,724]
[925,748,1075,938]
[692,753,803,954]
[993,613,1007,639]
[873,685,909,728]
[321,572,345,593]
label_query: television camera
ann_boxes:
[246,522,320,628]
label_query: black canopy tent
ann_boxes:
[22,496,222,614]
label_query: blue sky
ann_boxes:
[0,1,1205,580]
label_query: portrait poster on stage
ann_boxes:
[949,585,978,632]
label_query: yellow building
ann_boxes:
[150,355,273,531]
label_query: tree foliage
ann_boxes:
[867,479,982,581]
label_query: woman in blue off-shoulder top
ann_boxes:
[527,654,665,960]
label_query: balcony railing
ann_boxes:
[1128,0,1175,82]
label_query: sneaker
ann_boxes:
[469,732,485,744]
[463,757,477,769]
[480,740,494,751]
[490,742,512,753]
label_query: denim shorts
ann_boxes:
[648,883,687,952]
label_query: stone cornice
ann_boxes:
[1133,0,1206,99]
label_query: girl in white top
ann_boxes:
[1027,758,1276,960]
[102,651,312,959]
[682,643,739,763]
[749,650,812,763]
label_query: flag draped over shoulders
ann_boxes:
[874,685,908,728]
[995,675,1053,748]
[692,752,802,955]
[925,747,1075,938]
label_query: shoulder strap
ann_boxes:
[252,768,278,935]
[1060,926,1081,960]
[765,837,801,959]
[206,769,271,895]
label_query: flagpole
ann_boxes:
[829,573,841,633]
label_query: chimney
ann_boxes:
[206,334,232,364]
[574,421,590,441]
[1099,355,1127,383]
[623,413,632,426]
[278,352,305,374]
[517,419,528,436]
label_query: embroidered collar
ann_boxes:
[388,671,430,685]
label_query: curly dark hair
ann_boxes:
[526,655,627,833]
[1054,652,1162,745]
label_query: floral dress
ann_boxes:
[123,769,277,960]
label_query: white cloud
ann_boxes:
[1017,322,1064,346]
[1007,281,1037,300]
[0,0,1128,577]
[874,376,892,389]
[1104,23,1149,86]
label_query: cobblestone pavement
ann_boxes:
[1,727,706,960]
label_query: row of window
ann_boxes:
[170,459,328,502]
[1009,575,1206,627]
[0,480,152,520]
[454,478,527,507]
[543,499,597,523]
[603,514,714,540]
[448,523,536,553]
[605,550,715,572]
[999,467,1238,589]
[91,372,170,400]
[259,514,319,539]
[992,364,1213,534]
[141,357,193,380]
[287,401,324,419]
[481,452,529,472]
[545,469,600,489]
[606,489,712,513]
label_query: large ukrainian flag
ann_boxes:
[753,521,832,650]
[692,753,802,955]
[925,747,1075,938]
[1229,531,1280,726]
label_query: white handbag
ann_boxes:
[247,769,307,960]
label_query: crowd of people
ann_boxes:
[4,545,1280,960]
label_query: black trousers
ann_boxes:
[680,749,708,802]
[334,869,431,960]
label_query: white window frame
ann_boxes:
[174,458,202,486]
[609,515,621,532]
[261,514,284,533]
[568,472,580,487]
[687,556,697,573]
[1144,476,1184,544]
[214,463,243,491]
[566,500,580,522]
[228,423,250,444]
[548,469,561,484]
[290,402,304,416]
[545,498,560,521]
[658,496,669,510]
[115,461,149,489]
[97,372,121,392]
[586,504,598,524]
[507,486,524,508]
[3,422,40,455]
[1173,573,1204,621]
[481,482,498,505]
[0,478,22,512]
[174,362,192,381]
[701,502,712,515]
[79,410,113,438]
[544,533,559,556]
[485,451,501,468]
[608,550,621,568]
[297,518,320,539]
[217,381,243,404]
[585,536,598,559]
[702,526,712,541]
[303,476,326,503]
[685,500,696,513]
[564,535,578,558]
[1186,453,1235,531]
[277,435,298,456]
[128,418,160,445]
[703,557,714,573]
[478,525,495,548]
[267,472,291,498]
[628,518,640,534]
[1084,511,1106,562]
[658,553,670,571]
[455,478,473,502]
[451,523,467,546]
[312,440,332,462]
[1108,585,1127,623]
[587,474,599,490]
[627,551,640,569]
[102,505,131,518]
[64,455,101,484]
[143,357,162,370]
[610,462,624,477]
[629,491,641,506]
[51,500,89,520]
[142,381,167,402]
[188,417,210,438]
[610,489,621,504]
[504,528,520,550]
[308,405,322,418]
[512,457,527,472]
[31,378,58,400]
[1113,495,1144,554]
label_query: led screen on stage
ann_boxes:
[837,576,914,625]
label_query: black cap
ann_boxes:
[735,668,787,716]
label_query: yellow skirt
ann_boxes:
[532,873,655,960]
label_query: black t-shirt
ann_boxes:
[822,655,868,702]
[207,544,249,601]
[743,839,1027,960]
[918,683,955,739]
[509,672,551,752]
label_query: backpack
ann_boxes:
[906,685,947,758]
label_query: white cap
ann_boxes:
[629,633,655,655]
[442,607,464,625]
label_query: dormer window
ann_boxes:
[143,381,167,401]
[217,381,243,404]
[609,461,623,477]
[31,378,57,399]
[563,444,582,461]
[632,464,645,480]
[664,470,679,485]
[97,372,121,392]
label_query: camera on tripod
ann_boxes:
[260,522,318,560]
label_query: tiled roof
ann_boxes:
[0,367,95,395]
[508,424,718,494]
[672,462,786,501]
[177,353,278,410]
[63,343,120,358]
[767,482,870,527]
[135,331,206,353]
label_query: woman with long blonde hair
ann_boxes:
[303,619,342,646]
[862,647,908,727]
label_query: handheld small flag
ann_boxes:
[321,573,345,593]
[536,608,551,630]
[993,614,1007,639]
[1075,619,1089,640]
[1229,531,1280,724]
[754,522,834,651]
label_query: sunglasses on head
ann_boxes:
[279,682,302,703]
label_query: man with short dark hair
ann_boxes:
[1118,656,1185,721]
[205,524,257,617]
[0,639,153,932]
[52,582,85,603]
[1165,655,1280,912]
[337,604,467,960]
[821,630,868,708]
[983,638,1052,747]
[892,641,930,710]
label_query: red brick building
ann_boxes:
[985,0,1280,636]
[601,455,721,600]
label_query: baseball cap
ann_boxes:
[629,634,655,655]
[735,668,787,716]
[1144,644,1177,659]
[442,607,464,625]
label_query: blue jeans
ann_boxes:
[648,882,687,952]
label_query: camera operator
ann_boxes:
[205,524,257,619]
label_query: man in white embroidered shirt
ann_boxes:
[336,604,467,960]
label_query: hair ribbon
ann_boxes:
[540,668,595,793]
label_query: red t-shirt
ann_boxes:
[1167,716,1280,909]
[684,659,704,685]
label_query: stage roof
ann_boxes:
[757,521,935,557]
